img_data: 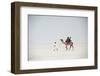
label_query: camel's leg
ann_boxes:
[72,45,74,48]
[69,45,72,50]
[71,43,74,50]
[69,45,71,50]
[72,43,74,48]
[65,46,68,50]
[70,44,72,48]
[69,42,74,50]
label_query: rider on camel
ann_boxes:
[65,37,71,44]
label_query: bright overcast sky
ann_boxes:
[29,15,88,44]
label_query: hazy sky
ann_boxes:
[29,15,88,44]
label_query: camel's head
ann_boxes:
[60,39,63,42]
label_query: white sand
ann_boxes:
[29,41,88,61]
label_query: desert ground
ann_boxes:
[28,41,88,61]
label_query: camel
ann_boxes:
[60,39,74,50]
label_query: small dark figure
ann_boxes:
[53,42,58,51]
